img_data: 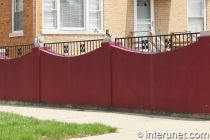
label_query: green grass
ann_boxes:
[0,112,117,140]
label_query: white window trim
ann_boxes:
[87,0,103,30]
[12,0,23,33]
[9,32,24,37]
[43,0,58,30]
[10,0,24,37]
[41,30,106,35]
[42,0,104,33]
[187,0,206,32]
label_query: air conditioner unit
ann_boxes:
[34,36,44,44]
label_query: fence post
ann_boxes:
[33,43,44,102]
[101,38,116,107]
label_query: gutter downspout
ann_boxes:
[35,0,38,38]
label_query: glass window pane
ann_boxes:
[137,0,150,20]
[14,12,23,30]
[137,19,151,23]
[188,0,203,17]
[137,0,148,6]
[16,0,22,2]
[89,12,99,20]
[60,0,84,28]
[43,0,57,28]
[89,0,101,30]
[188,18,204,32]
[44,0,55,9]
[89,20,100,29]
[15,0,23,12]
[136,24,151,36]
[44,11,55,19]
[89,0,99,11]
[44,11,56,27]
[89,0,99,2]
[89,12,100,29]
[44,19,56,27]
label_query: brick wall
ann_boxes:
[0,0,36,46]
[154,0,188,34]
[37,0,134,43]
[155,0,210,34]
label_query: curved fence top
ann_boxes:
[0,44,34,59]
[44,39,103,56]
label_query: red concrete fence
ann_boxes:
[0,37,210,114]
[111,37,210,114]
[40,43,112,106]
[0,48,40,102]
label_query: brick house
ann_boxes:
[0,0,209,46]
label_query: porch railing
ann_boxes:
[44,39,103,56]
[115,32,200,53]
[0,44,34,59]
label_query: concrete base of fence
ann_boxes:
[103,37,115,42]
[200,31,210,36]
[34,43,44,47]
[0,100,210,120]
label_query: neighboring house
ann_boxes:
[0,0,209,46]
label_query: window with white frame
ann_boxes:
[43,0,57,28]
[188,0,206,32]
[13,0,23,31]
[43,0,103,31]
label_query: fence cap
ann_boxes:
[103,38,115,43]
[200,31,210,37]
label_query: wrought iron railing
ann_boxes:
[44,39,103,56]
[115,32,200,53]
[0,44,34,59]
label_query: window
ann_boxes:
[43,0,103,31]
[188,0,206,32]
[43,0,57,28]
[88,0,102,30]
[13,0,23,32]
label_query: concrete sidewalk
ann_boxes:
[0,105,210,140]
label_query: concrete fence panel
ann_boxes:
[0,48,40,102]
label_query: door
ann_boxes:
[134,0,154,36]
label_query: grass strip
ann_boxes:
[0,112,117,140]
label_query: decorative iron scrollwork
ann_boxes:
[165,38,172,50]
[142,40,148,49]
[17,48,22,56]
[64,45,69,53]
[80,44,85,53]
[5,49,9,56]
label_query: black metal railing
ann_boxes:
[44,39,103,56]
[115,32,200,53]
[0,44,34,59]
